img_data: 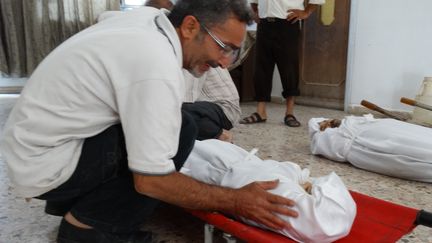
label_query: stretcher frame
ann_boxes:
[189,191,432,243]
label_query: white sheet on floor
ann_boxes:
[309,114,432,182]
[180,139,356,243]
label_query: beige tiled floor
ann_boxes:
[0,98,431,242]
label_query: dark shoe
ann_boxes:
[284,114,301,127]
[239,112,267,124]
[57,219,152,243]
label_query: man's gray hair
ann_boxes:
[145,0,173,10]
[168,0,253,28]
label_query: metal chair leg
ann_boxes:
[204,224,214,243]
[222,232,237,243]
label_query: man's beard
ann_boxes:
[187,61,219,78]
[187,65,206,78]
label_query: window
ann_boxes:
[120,0,146,10]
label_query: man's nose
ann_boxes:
[218,55,232,69]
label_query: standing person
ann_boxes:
[183,67,241,142]
[240,0,325,127]
[0,1,298,243]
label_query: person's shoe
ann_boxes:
[57,219,152,243]
[284,114,301,127]
[239,112,267,124]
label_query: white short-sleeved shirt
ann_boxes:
[249,0,326,19]
[0,7,184,197]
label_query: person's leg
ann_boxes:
[39,112,198,241]
[286,96,295,116]
[39,124,132,220]
[257,101,267,119]
[182,102,232,141]
[252,20,276,120]
[274,20,301,127]
[217,129,233,143]
[69,117,197,233]
[275,21,300,102]
[38,124,156,242]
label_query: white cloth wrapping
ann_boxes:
[180,139,356,243]
[308,114,432,182]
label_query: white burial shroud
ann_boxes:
[308,114,432,182]
[180,139,356,243]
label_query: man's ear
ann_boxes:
[179,15,201,40]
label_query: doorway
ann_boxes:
[297,0,351,110]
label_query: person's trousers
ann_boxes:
[182,101,233,140]
[254,18,301,101]
[37,111,198,234]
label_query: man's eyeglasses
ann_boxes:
[199,22,241,64]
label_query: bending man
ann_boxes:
[1,1,297,242]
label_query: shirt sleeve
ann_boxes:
[198,67,241,125]
[116,79,182,175]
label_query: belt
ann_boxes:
[263,17,280,22]
[261,17,302,23]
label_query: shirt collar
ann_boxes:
[154,9,183,67]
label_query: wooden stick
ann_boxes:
[400,97,432,112]
[360,100,406,121]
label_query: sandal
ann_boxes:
[240,112,267,124]
[284,114,301,127]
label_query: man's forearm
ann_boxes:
[250,3,259,23]
[250,3,258,15]
[134,170,298,230]
[133,172,236,213]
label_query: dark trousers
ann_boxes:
[37,111,198,234]
[182,101,233,140]
[254,18,301,101]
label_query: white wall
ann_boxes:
[345,0,432,111]
[271,0,432,112]
[271,67,283,98]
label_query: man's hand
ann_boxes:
[218,129,233,143]
[286,9,310,23]
[287,4,318,23]
[250,3,260,24]
[231,180,298,230]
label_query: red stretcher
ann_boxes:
[189,191,432,243]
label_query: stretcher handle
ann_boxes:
[415,210,432,228]
[360,100,405,121]
[401,97,432,112]
[400,97,416,106]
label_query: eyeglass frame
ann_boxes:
[197,20,241,63]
